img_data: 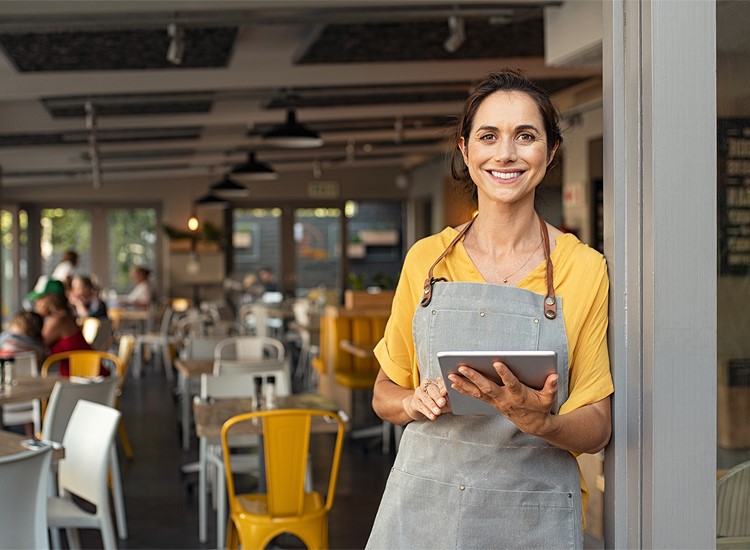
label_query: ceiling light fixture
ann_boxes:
[209,173,249,196]
[194,192,229,209]
[443,15,466,53]
[230,152,279,181]
[167,23,185,65]
[261,108,323,149]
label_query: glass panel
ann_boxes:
[232,207,282,294]
[294,207,341,299]
[345,201,403,291]
[1,209,13,321]
[40,208,92,281]
[106,208,157,294]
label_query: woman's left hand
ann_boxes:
[447,361,557,436]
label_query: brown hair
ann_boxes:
[9,310,43,340]
[449,69,563,204]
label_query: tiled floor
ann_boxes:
[79,360,393,549]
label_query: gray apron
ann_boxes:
[367,217,583,550]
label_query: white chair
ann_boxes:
[47,400,122,550]
[213,335,286,374]
[1,351,42,434]
[197,372,293,547]
[718,459,750,548]
[42,377,128,541]
[0,444,53,550]
[133,305,177,380]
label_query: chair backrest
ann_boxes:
[214,336,285,362]
[81,316,101,345]
[58,400,121,507]
[117,334,136,376]
[182,336,226,361]
[42,376,119,443]
[0,445,53,550]
[91,318,114,351]
[201,369,291,400]
[718,459,750,537]
[8,351,38,377]
[200,372,256,400]
[221,409,344,517]
[42,350,122,378]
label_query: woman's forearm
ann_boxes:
[533,397,611,454]
[372,369,420,425]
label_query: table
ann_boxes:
[0,431,64,462]
[192,393,344,546]
[0,376,58,427]
[174,358,288,450]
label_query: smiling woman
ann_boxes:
[366,69,613,550]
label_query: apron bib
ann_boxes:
[367,218,583,550]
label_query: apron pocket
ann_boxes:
[456,487,579,550]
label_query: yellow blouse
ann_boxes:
[374,227,614,415]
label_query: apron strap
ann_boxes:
[539,216,557,320]
[420,218,475,307]
[420,214,557,320]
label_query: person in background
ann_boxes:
[122,266,155,308]
[366,70,612,549]
[257,266,279,292]
[33,292,93,376]
[68,274,108,319]
[0,310,46,365]
[50,249,79,290]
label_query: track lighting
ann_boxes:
[443,15,465,53]
[167,23,185,65]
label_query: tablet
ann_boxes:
[436,350,557,415]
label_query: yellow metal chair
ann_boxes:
[221,409,345,550]
[42,350,122,378]
[115,334,136,460]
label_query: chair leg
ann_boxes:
[99,510,118,550]
[161,342,174,381]
[109,446,128,539]
[49,528,62,549]
[119,419,134,460]
[216,459,226,550]
[198,437,208,543]
[66,528,81,549]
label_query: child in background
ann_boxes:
[0,310,46,365]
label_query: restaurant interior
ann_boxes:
[3,1,742,549]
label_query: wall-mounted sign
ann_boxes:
[307,180,340,199]
[719,119,750,275]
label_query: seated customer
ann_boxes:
[69,275,108,319]
[121,266,155,309]
[33,292,102,377]
[0,310,46,365]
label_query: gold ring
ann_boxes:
[423,379,438,392]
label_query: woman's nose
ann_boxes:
[493,137,518,162]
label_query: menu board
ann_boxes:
[718,118,750,275]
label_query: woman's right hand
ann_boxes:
[403,377,451,421]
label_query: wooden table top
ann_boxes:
[193,393,343,438]
[0,430,64,462]
[0,376,58,405]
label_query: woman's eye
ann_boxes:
[479,134,496,141]
[517,133,535,142]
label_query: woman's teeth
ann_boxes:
[491,171,521,180]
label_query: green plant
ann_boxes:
[161,222,227,248]
[347,272,367,291]
[371,272,396,290]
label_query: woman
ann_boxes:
[34,292,92,376]
[69,274,108,319]
[123,266,155,308]
[367,70,613,549]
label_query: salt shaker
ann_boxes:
[264,375,277,409]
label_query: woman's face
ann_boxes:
[459,91,557,208]
[33,297,52,316]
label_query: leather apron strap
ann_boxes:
[421,214,558,320]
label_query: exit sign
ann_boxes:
[308,181,340,198]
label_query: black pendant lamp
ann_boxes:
[209,174,249,196]
[261,108,323,148]
[194,192,229,209]
[230,152,278,181]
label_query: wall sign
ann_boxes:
[719,118,750,275]
[307,180,340,199]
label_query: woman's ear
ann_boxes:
[458,137,469,164]
[547,141,560,166]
